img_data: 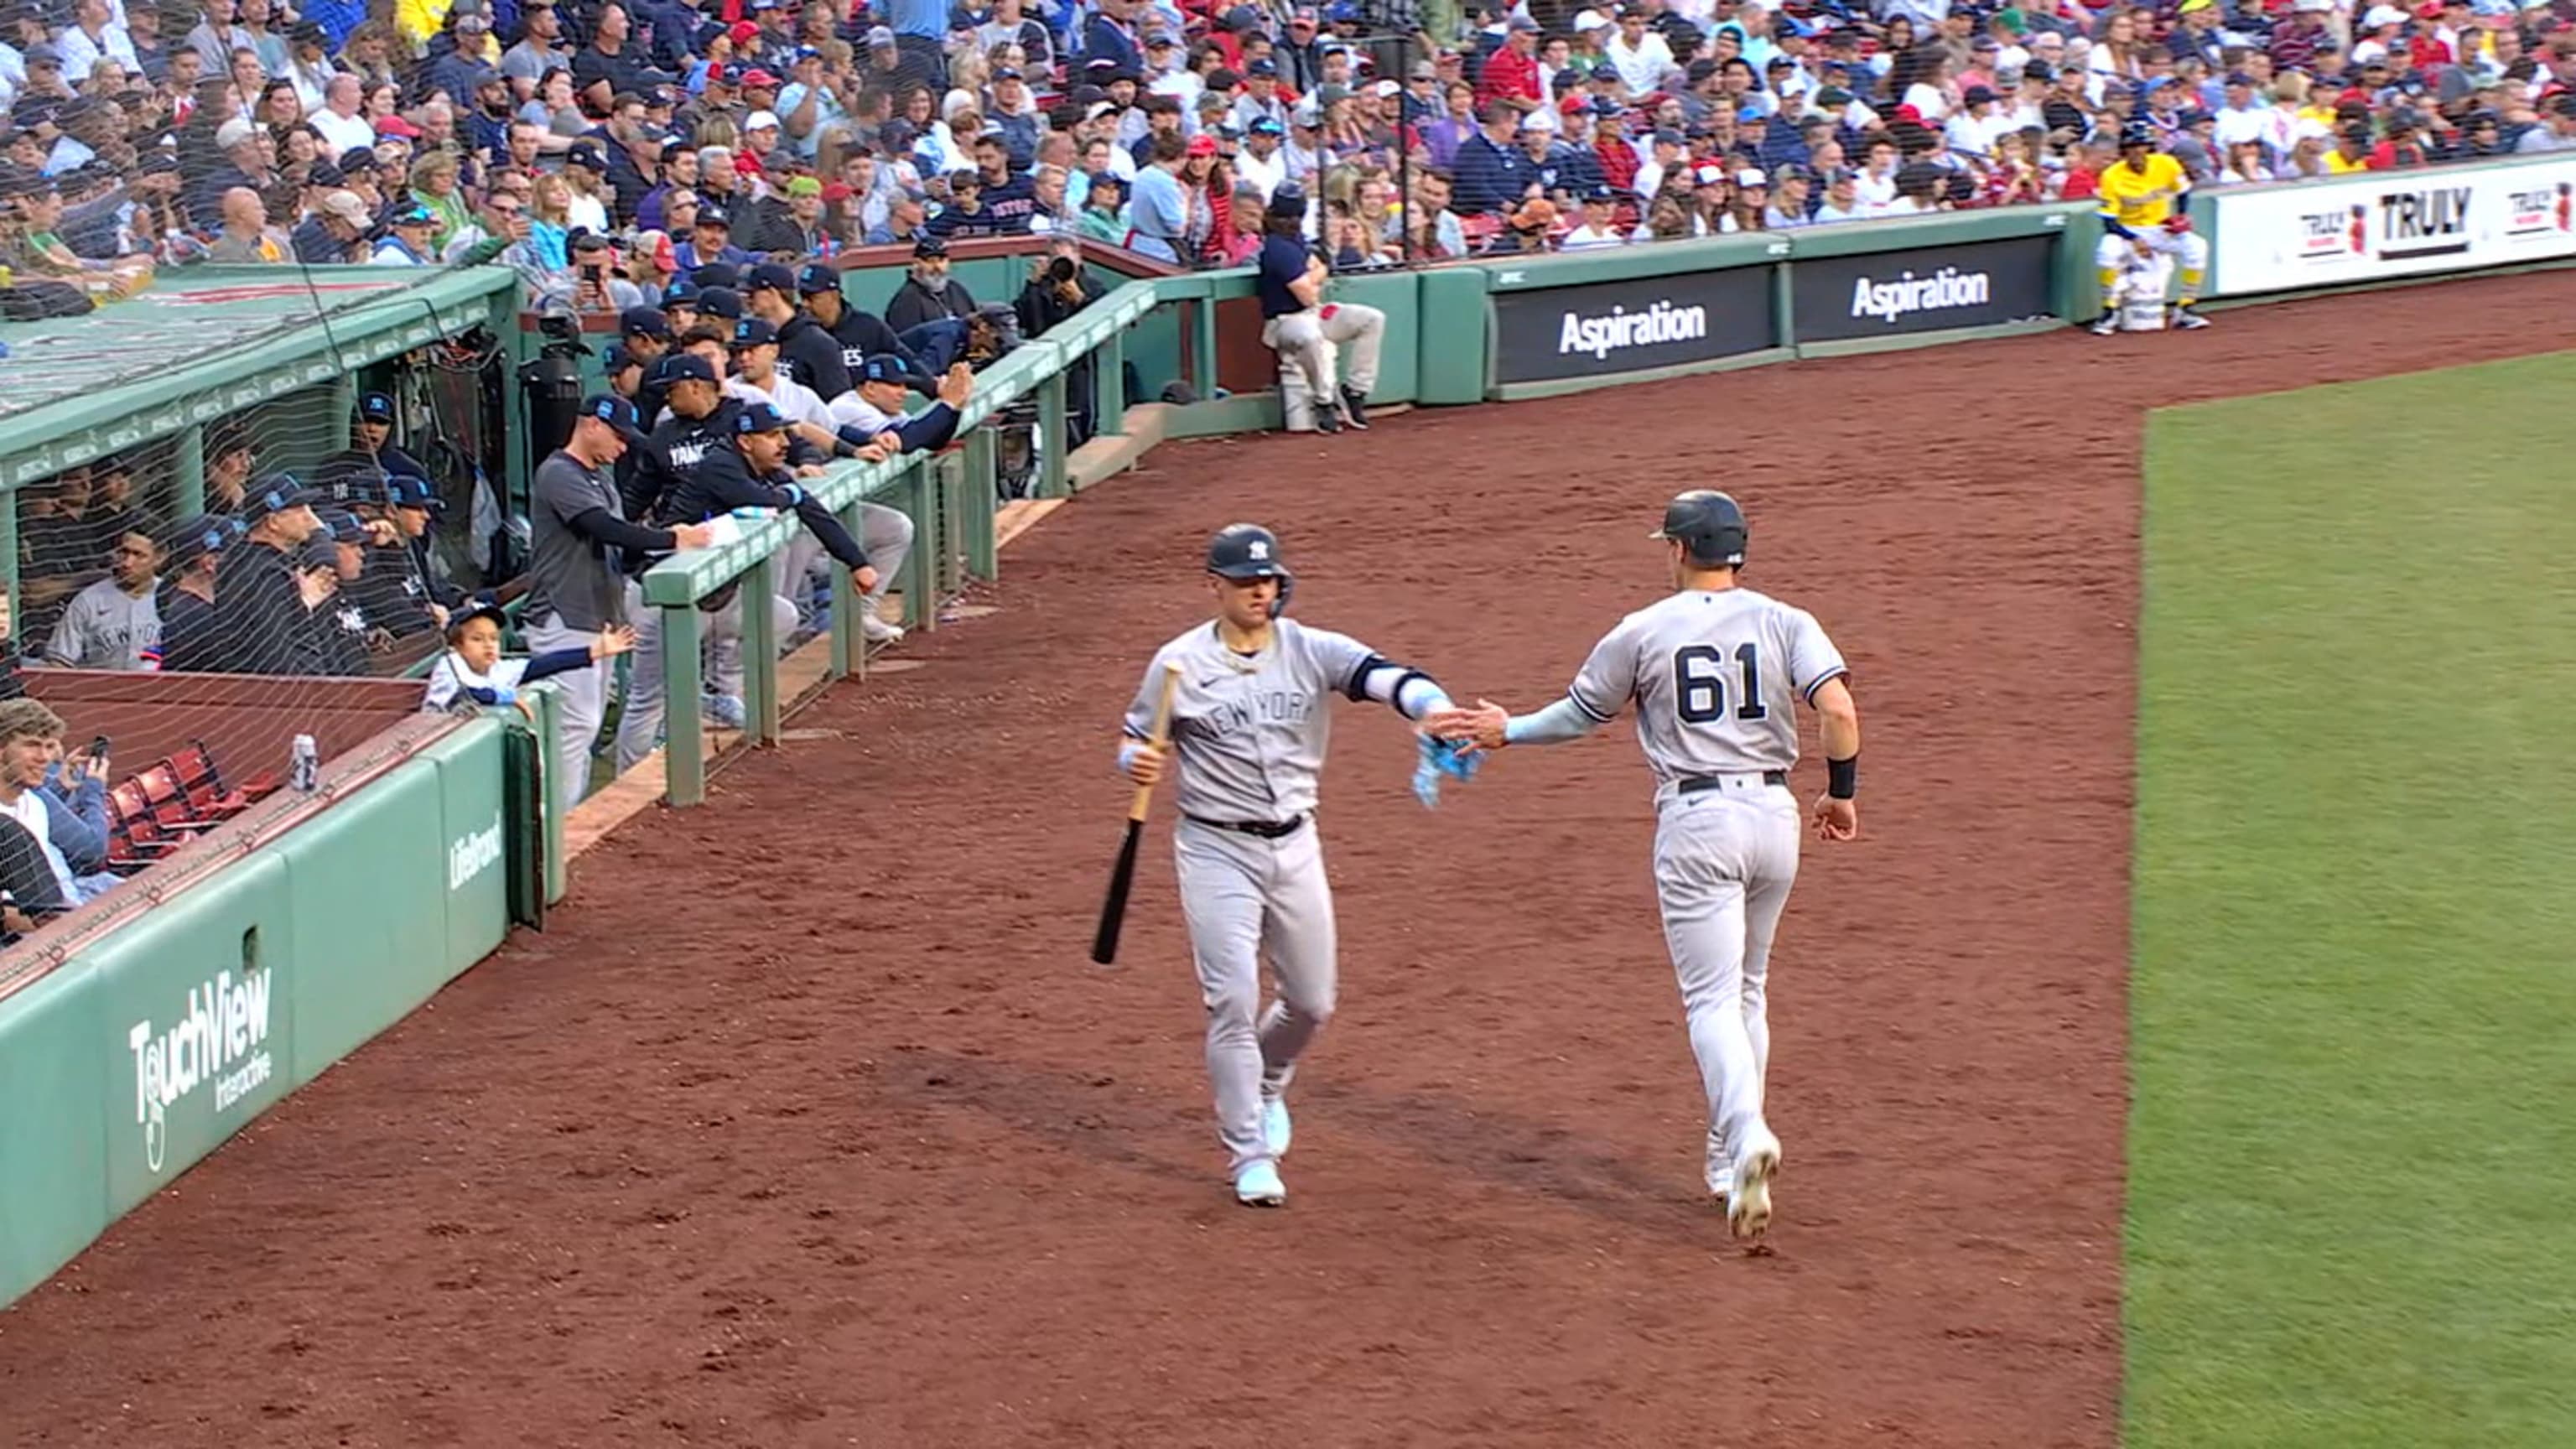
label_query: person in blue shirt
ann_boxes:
[1254,184,1382,436]
[1449,101,1538,216]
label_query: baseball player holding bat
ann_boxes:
[1428,491,1861,1242]
[1115,524,1471,1209]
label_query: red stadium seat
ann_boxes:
[106,781,190,865]
[169,740,250,818]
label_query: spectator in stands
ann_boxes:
[423,600,635,714]
[0,699,86,918]
[36,737,118,902]
[43,524,163,670]
[205,184,286,260]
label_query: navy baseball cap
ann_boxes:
[296,537,342,573]
[697,286,744,320]
[159,512,241,562]
[912,236,948,258]
[650,353,718,387]
[579,392,650,442]
[621,305,672,339]
[691,261,741,289]
[664,278,703,305]
[241,474,327,525]
[386,473,444,513]
[732,315,779,347]
[357,391,395,422]
[857,353,917,387]
[745,261,797,293]
[796,262,840,295]
[734,401,790,434]
[316,507,367,543]
[697,202,732,229]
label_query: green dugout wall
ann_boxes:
[0,714,527,1306]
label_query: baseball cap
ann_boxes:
[1249,58,1279,76]
[740,68,781,88]
[295,537,342,574]
[357,391,396,423]
[391,202,438,227]
[1964,84,1997,104]
[745,110,781,132]
[566,140,607,171]
[386,473,444,512]
[1186,133,1218,157]
[160,513,242,563]
[338,146,378,174]
[698,286,744,319]
[735,401,790,435]
[664,279,703,306]
[621,306,672,340]
[315,507,367,543]
[784,175,822,199]
[320,190,372,228]
[215,116,257,148]
[913,236,949,258]
[796,262,841,296]
[651,353,718,387]
[1249,116,1285,136]
[242,474,327,525]
[579,393,650,442]
[864,23,896,46]
[857,353,917,387]
[745,261,797,293]
[444,598,510,639]
[697,202,731,228]
[732,316,779,347]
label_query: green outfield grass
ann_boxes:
[2127,351,2576,1447]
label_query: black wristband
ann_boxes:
[1826,755,1857,800]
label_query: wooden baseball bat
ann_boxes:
[1091,661,1184,966]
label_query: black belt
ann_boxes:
[1185,813,1311,839]
[1679,771,1788,794]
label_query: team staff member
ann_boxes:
[147,514,238,673]
[745,261,855,400]
[318,392,429,500]
[2090,122,2210,335]
[1117,524,1465,1208]
[797,262,917,390]
[826,354,974,454]
[613,401,879,771]
[524,395,716,819]
[1254,184,1383,436]
[730,321,925,646]
[210,477,333,676]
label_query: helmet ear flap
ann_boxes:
[1270,571,1294,619]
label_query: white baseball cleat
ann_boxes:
[1728,1124,1782,1241]
[1233,1160,1287,1208]
[1704,1123,1733,1205]
[860,605,906,643]
[2089,314,2119,336]
[1263,1096,1293,1158]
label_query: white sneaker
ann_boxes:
[1233,1160,1286,1208]
[2089,314,2119,336]
[1728,1123,1782,1241]
[860,606,905,644]
[1263,1097,1293,1158]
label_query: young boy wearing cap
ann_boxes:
[424,600,635,714]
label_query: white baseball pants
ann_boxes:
[1262,303,1385,428]
[1653,774,1801,1169]
[612,581,797,773]
[2096,228,2208,298]
[1174,817,1337,1174]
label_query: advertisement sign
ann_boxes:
[2209,159,2576,295]
[1490,265,1776,384]
[1790,236,2061,342]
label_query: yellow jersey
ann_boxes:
[2097,153,2188,230]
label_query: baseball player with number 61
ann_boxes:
[1429,491,1862,1242]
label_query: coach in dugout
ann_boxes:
[1255,184,1382,435]
[209,477,331,677]
[148,514,238,673]
[523,395,716,819]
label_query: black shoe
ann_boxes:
[1339,387,1371,429]
[1312,409,1342,435]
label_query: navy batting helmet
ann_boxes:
[1206,523,1293,615]
[1651,490,1748,568]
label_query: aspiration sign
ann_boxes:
[1490,264,1777,384]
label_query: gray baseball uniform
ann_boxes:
[1563,586,1846,1175]
[1122,616,1450,1174]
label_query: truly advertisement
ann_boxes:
[2208,158,2576,295]
[1490,265,1776,384]
[1790,236,2060,341]
[128,968,275,1175]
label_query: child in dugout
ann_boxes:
[423,601,635,714]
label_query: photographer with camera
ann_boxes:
[1016,236,1114,445]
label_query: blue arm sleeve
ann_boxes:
[517,647,597,683]
[893,401,962,454]
[1503,696,1602,746]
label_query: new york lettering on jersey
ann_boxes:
[1123,617,1376,823]
[1571,587,1846,785]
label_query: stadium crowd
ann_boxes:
[0,0,2571,292]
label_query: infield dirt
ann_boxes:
[5,271,2573,1449]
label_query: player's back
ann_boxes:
[1575,586,1846,791]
